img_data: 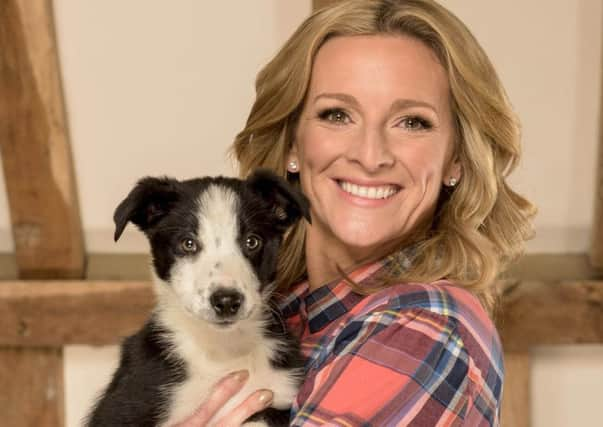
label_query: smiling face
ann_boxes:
[289,35,460,283]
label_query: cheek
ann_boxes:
[169,259,198,296]
[296,122,342,169]
[398,142,449,183]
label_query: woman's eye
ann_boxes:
[180,238,199,254]
[244,234,263,252]
[399,116,432,131]
[318,108,351,124]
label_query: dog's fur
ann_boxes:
[86,170,309,427]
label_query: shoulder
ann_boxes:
[354,281,503,370]
[357,281,499,341]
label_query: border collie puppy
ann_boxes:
[87,170,310,427]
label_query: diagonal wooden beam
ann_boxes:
[0,0,85,279]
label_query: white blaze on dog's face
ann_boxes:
[113,172,310,329]
[169,185,261,325]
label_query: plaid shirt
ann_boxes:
[280,253,503,426]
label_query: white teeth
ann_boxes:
[339,181,398,199]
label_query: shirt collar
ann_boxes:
[280,248,415,333]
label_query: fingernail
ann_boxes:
[229,370,249,383]
[257,390,273,407]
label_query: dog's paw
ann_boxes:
[242,422,269,427]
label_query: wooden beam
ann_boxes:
[499,280,603,351]
[0,278,602,348]
[501,352,530,427]
[0,0,85,279]
[0,252,598,282]
[505,253,601,282]
[0,281,154,347]
[0,347,64,426]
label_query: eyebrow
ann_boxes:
[313,93,438,115]
[313,93,359,107]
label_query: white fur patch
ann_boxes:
[156,298,300,426]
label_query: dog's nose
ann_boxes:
[210,289,244,317]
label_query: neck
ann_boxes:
[304,228,398,292]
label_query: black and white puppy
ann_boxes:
[87,170,309,427]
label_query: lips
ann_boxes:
[336,179,400,200]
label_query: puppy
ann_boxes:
[87,170,309,427]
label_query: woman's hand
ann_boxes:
[171,370,274,427]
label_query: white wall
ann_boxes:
[443,0,602,254]
[0,1,601,426]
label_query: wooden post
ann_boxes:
[501,352,530,427]
[0,0,85,279]
[0,1,84,425]
[0,347,64,427]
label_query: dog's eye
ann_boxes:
[180,238,199,254]
[244,234,262,252]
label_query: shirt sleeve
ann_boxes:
[290,307,494,427]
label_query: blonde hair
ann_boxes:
[232,0,536,310]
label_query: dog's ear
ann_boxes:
[113,177,181,241]
[246,169,311,228]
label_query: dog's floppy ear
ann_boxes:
[246,168,311,228]
[113,177,181,241]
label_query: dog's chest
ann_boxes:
[160,330,299,426]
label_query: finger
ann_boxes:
[214,389,274,427]
[172,370,249,427]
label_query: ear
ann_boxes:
[113,177,181,241]
[285,145,300,175]
[246,168,311,228]
[443,157,462,186]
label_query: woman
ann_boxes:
[176,0,535,425]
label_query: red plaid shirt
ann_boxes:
[280,254,503,426]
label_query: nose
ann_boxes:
[210,289,244,317]
[347,128,395,172]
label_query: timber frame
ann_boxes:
[0,1,601,426]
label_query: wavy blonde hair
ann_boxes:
[232,0,536,310]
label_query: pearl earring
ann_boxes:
[287,160,298,172]
[448,177,458,187]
